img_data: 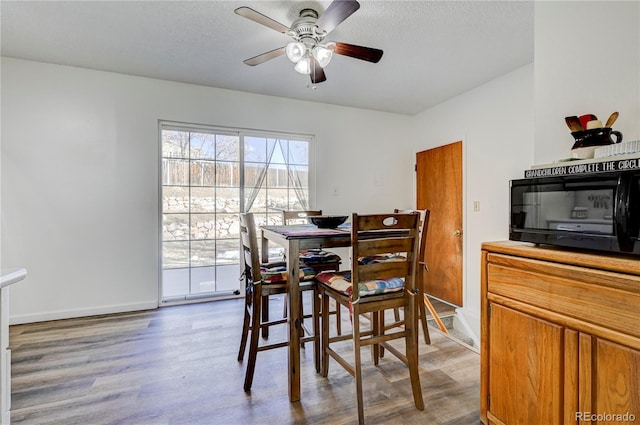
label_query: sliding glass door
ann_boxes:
[160,123,312,303]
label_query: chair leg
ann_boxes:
[378,310,386,359]
[419,294,430,345]
[261,295,270,338]
[353,307,365,425]
[393,307,401,322]
[312,285,321,373]
[321,289,330,377]
[371,311,380,365]
[404,302,425,411]
[318,293,342,337]
[237,288,252,362]
[244,285,263,392]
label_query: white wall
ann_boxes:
[1,57,534,334]
[407,0,639,340]
[1,58,413,324]
[409,64,535,338]
[535,1,640,164]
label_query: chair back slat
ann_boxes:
[357,238,413,256]
[354,213,417,231]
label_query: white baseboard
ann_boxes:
[9,301,159,325]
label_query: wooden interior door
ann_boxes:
[416,141,463,306]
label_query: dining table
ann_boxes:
[260,224,352,402]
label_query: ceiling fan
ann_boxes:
[235,0,383,84]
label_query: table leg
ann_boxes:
[286,239,301,402]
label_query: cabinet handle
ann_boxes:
[453,229,462,236]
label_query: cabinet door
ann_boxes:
[489,303,564,425]
[590,338,640,424]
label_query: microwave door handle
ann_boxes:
[615,174,633,251]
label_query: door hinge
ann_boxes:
[488,303,491,318]
[414,164,417,172]
[488,395,491,408]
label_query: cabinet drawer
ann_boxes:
[486,253,640,340]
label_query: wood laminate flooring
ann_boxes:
[9,296,480,425]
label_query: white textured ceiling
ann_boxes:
[1,1,534,115]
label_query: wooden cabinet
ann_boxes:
[481,241,640,425]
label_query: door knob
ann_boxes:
[453,229,462,236]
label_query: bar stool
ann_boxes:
[237,212,320,390]
[317,212,424,424]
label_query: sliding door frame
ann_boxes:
[157,120,316,306]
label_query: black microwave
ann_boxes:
[510,169,640,255]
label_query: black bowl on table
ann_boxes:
[308,215,348,229]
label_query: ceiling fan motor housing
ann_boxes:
[291,8,325,46]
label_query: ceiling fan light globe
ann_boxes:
[313,46,333,68]
[286,42,306,63]
[294,57,311,75]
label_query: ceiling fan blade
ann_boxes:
[316,0,360,35]
[333,42,383,63]
[243,47,286,66]
[310,56,327,84]
[235,6,292,34]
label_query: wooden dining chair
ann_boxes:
[317,212,424,425]
[237,212,320,391]
[282,210,344,335]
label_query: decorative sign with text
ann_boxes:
[525,156,640,178]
